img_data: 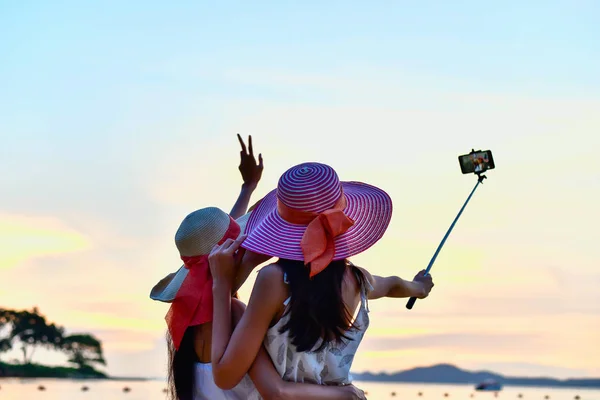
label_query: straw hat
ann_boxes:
[150,207,250,303]
[241,162,392,276]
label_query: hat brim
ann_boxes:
[150,212,251,303]
[150,266,188,303]
[236,212,251,234]
[241,182,392,261]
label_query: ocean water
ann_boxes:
[0,379,597,399]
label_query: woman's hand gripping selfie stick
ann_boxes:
[406,173,487,310]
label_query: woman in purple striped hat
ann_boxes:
[151,138,367,400]
[208,162,435,389]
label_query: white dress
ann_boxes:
[194,363,261,400]
[263,270,372,385]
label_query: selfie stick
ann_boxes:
[406,172,487,310]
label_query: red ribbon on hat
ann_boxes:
[165,217,240,350]
[278,191,355,277]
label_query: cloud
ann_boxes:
[0,213,91,269]
[61,310,163,332]
[86,328,165,352]
[104,336,169,378]
[360,332,542,353]
[2,63,599,379]
[351,332,597,378]
[218,65,600,112]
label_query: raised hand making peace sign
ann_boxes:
[237,134,264,190]
[230,134,264,220]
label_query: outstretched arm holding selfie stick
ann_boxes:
[361,149,493,310]
[406,173,487,310]
[356,267,434,301]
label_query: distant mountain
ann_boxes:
[352,364,600,389]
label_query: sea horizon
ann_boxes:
[1,379,599,400]
[5,363,600,391]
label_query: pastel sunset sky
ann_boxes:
[1,1,598,379]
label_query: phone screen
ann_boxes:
[459,150,495,174]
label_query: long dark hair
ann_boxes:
[166,292,239,399]
[167,327,197,400]
[277,258,365,352]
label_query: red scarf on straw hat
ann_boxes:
[166,217,241,350]
[278,191,355,277]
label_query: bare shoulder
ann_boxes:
[355,265,376,285]
[255,262,285,284]
[249,263,288,308]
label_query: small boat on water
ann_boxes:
[475,379,503,391]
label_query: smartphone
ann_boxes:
[458,150,495,174]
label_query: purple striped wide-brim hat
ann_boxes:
[241,162,393,261]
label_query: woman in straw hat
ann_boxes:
[151,137,367,400]
[209,162,434,389]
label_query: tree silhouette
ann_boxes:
[0,338,12,357]
[8,307,64,364]
[0,309,16,361]
[62,334,106,370]
[0,307,107,376]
